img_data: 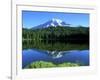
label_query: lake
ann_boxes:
[22,40,89,68]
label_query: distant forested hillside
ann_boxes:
[22,26,89,43]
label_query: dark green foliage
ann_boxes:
[22,26,89,51]
[22,26,89,43]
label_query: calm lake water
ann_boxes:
[22,40,89,68]
[22,49,89,68]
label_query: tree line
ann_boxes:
[22,26,89,43]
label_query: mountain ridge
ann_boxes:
[32,18,70,29]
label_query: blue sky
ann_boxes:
[22,11,89,29]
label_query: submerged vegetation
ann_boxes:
[24,61,80,69]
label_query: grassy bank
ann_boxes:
[24,61,80,69]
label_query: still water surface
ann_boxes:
[22,40,89,68]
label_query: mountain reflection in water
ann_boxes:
[46,50,66,59]
[22,40,89,68]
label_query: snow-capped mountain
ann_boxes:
[32,18,70,29]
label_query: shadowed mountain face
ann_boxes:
[32,18,70,29]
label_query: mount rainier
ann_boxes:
[32,18,70,29]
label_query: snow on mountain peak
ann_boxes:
[52,18,63,23]
[51,23,55,26]
[32,18,70,29]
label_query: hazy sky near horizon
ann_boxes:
[22,11,89,29]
